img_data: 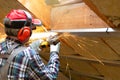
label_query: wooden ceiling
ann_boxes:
[0,0,120,80]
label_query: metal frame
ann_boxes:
[51,28,120,37]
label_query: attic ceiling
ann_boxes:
[0,0,120,80]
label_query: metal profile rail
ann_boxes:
[51,28,120,37]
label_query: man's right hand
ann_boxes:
[47,35,60,45]
[50,42,60,54]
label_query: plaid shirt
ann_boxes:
[0,38,60,80]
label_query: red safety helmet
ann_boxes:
[4,9,42,29]
[4,9,42,42]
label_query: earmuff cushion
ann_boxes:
[17,27,32,42]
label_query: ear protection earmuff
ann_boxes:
[17,10,32,42]
[17,27,31,42]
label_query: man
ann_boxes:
[0,9,60,80]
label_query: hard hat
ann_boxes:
[4,9,42,42]
[4,9,42,29]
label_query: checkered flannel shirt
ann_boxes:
[0,38,60,80]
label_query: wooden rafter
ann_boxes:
[61,55,120,66]
[83,0,115,27]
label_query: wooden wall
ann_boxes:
[40,35,120,80]
[83,0,120,27]
[51,2,110,30]
[0,0,120,80]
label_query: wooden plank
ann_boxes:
[40,53,101,76]
[84,0,120,27]
[59,35,120,60]
[51,3,110,30]
[57,72,69,80]
[92,63,120,80]
[83,0,115,27]
[41,52,120,80]
[60,68,104,80]
[60,56,101,76]
[102,37,120,56]
[60,55,120,80]
[88,0,120,17]
[38,34,120,80]
[61,55,120,66]
[40,54,102,80]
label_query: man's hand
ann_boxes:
[46,35,60,53]
[50,42,60,54]
[47,35,60,45]
[30,39,44,51]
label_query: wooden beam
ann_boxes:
[61,55,120,66]
[60,68,104,80]
[83,0,115,27]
